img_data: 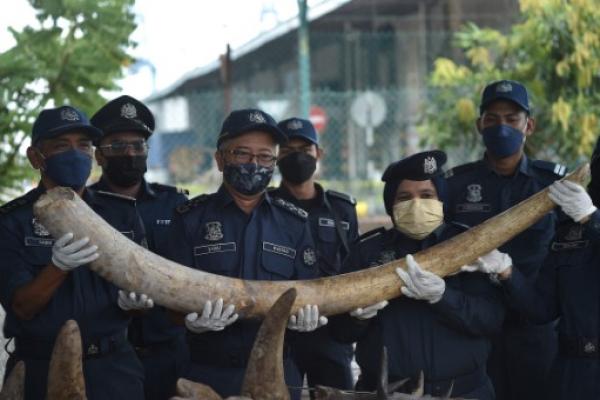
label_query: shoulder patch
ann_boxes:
[358,227,386,243]
[272,197,308,219]
[95,190,136,202]
[326,190,357,205]
[531,160,567,177]
[444,161,480,179]
[176,194,209,213]
[0,195,32,215]
[150,183,189,196]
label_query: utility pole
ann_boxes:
[219,44,232,114]
[297,0,311,118]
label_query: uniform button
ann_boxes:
[584,342,596,354]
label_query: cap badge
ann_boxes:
[249,111,266,124]
[286,120,303,130]
[496,82,513,93]
[60,108,80,121]
[121,103,138,119]
[423,156,437,174]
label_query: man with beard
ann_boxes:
[0,106,149,399]
[270,117,358,395]
[167,109,324,399]
[461,139,600,399]
[90,95,189,400]
[444,80,566,400]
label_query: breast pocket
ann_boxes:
[23,237,54,270]
[260,242,295,280]
[193,242,238,277]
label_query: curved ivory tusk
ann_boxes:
[33,165,589,319]
[171,378,223,400]
[241,288,296,400]
[0,361,25,400]
[47,320,86,400]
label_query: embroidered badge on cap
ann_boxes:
[204,221,224,241]
[423,156,437,174]
[466,184,483,203]
[60,108,80,121]
[121,103,137,119]
[249,111,266,124]
[286,119,303,130]
[303,247,317,266]
[31,218,50,237]
[496,82,512,93]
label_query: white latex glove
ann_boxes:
[350,301,389,320]
[461,250,513,274]
[287,304,328,332]
[118,290,154,311]
[549,180,597,222]
[51,232,99,272]
[396,255,445,304]
[185,299,238,334]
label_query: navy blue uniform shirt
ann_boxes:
[166,185,317,362]
[0,186,144,341]
[331,223,504,397]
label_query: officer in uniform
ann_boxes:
[331,151,505,399]
[270,117,357,394]
[444,80,565,400]
[463,139,600,399]
[89,95,189,400]
[0,106,151,399]
[166,109,325,399]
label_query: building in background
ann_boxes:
[146,0,519,211]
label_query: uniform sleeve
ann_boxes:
[0,222,34,309]
[165,211,195,268]
[430,273,505,336]
[501,255,560,324]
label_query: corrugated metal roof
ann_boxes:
[147,0,352,101]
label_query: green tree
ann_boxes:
[421,0,600,165]
[0,0,136,198]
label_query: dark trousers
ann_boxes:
[5,341,144,400]
[135,335,189,400]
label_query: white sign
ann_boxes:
[350,91,387,128]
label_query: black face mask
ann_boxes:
[103,155,147,188]
[277,152,317,184]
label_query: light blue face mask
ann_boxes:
[482,124,525,158]
[41,149,92,189]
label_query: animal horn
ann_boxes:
[411,371,424,397]
[170,378,223,400]
[32,165,589,318]
[376,346,389,399]
[0,361,25,400]
[46,319,86,400]
[241,288,297,400]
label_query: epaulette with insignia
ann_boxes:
[531,160,567,177]
[358,227,386,243]
[0,195,33,215]
[96,190,136,202]
[444,161,480,179]
[326,190,357,205]
[272,197,308,219]
[150,183,190,196]
[176,194,210,214]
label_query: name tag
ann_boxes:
[156,219,171,226]
[263,242,296,259]
[551,240,589,251]
[319,218,350,230]
[194,242,236,256]
[24,237,54,247]
[456,203,491,213]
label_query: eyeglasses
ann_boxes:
[222,149,277,166]
[99,141,149,156]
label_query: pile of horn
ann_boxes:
[32,165,588,318]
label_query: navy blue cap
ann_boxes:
[480,80,530,115]
[218,108,286,147]
[31,106,102,144]
[91,95,154,141]
[382,150,447,215]
[277,118,318,146]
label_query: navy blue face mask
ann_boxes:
[223,162,274,195]
[482,124,525,158]
[41,149,92,190]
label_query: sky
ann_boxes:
[0,0,302,99]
